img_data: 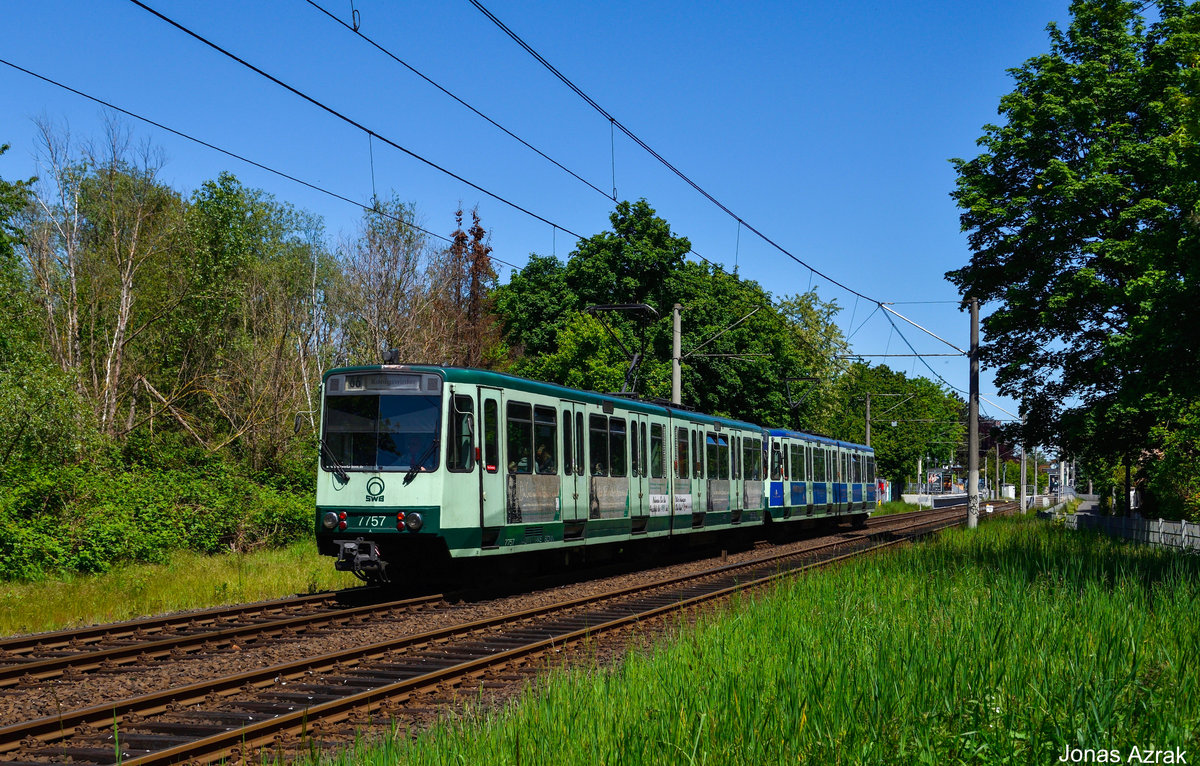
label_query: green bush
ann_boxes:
[0,458,313,581]
[1147,406,1200,522]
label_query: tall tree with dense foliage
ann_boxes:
[947,0,1200,515]
[494,199,849,427]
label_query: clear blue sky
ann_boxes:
[0,0,1074,428]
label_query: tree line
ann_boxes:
[0,122,964,579]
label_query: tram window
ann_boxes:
[790,444,804,481]
[534,406,557,474]
[446,394,475,472]
[483,399,499,473]
[812,447,826,482]
[675,427,689,479]
[628,422,638,478]
[867,456,876,484]
[651,424,664,478]
[640,423,648,478]
[770,443,784,480]
[506,402,533,474]
[575,413,584,477]
[693,431,703,478]
[610,418,627,477]
[562,410,573,475]
[589,414,609,476]
[628,422,638,477]
[743,437,761,481]
[718,435,730,480]
[732,435,741,480]
[706,434,718,479]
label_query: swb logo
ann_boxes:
[365,477,385,503]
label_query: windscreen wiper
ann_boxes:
[319,439,349,484]
[403,438,439,486]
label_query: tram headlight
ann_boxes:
[322,512,339,529]
[404,512,423,532]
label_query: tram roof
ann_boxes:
[324,364,764,432]
[766,428,872,453]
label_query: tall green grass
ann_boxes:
[0,540,359,635]
[872,499,920,516]
[313,517,1200,765]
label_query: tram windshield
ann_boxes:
[321,373,442,472]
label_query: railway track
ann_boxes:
[0,589,445,689]
[0,503,963,688]
[0,503,1012,766]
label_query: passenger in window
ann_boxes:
[536,444,554,473]
[399,435,431,471]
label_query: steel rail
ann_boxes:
[0,503,969,687]
[0,591,346,654]
[0,592,442,688]
[120,508,993,766]
[0,504,988,760]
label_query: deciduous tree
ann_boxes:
[947,0,1200,512]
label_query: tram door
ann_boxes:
[691,425,707,525]
[628,414,648,521]
[560,401,587,537]
[478,387,506,542]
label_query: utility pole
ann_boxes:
[1059,456,1066,503]
[1035,455,1041,507]
[968,297,980,529]
[1019,437,1027,513]
[865,392,871,447]
[995,444,1000,501]
[672,303,682,405]
[1124,455,1131,515]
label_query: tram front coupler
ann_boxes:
[334,538,389,582]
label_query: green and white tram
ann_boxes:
[314,365,870,583]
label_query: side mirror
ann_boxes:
[293,413,303,435]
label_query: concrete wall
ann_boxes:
[1052,513,1200,552]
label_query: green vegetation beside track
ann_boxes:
[0,540,358,636]
[871,499,920,516]
[312,515,1199,765]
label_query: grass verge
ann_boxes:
[871,499,921,516]
[0,540,359,636]
[310,515,1200,765]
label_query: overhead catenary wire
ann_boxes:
[882,309,969,396]
[302,0,614,201]
[120,1,966,372]
[466,0,969,354]
[468,0,879,306]
[0,56,525,272]
[127,0,589,243]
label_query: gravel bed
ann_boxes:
[0,517,924,728]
